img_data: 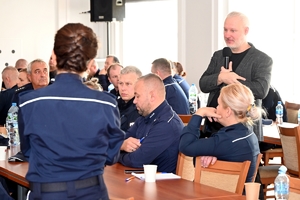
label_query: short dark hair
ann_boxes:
[107,63,123,78]
[107,55,119,63]
[152,58,171,74]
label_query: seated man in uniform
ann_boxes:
[107,63,123,98]
[12,59,50,107]
[117,66,142,131]
[118,73,184,173]
[151,58,190,114]
[0,67,19,127]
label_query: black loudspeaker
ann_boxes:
[90,0,125,22]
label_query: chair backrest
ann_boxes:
[289,176,300,200]
[178,114,192,125]
[194,157,251,195]
[278,125,300,177]
[252,153,263,182]
[285,101,300,124]
[176,152,194,181]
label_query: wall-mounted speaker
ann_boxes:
[90,0,125,22]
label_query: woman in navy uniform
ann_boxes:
[18,23,125,200]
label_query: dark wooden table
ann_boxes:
[0,147,245,199]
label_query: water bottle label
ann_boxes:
[275,182,289,195]
[276,109,283,115]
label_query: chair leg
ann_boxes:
[264,154,270,166]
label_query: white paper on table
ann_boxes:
[131,172,181,180]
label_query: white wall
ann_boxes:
[122,1,178,76]
[0,0,57,68]
[0,0,108,83]
[178,0,228,90]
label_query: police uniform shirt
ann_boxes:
[0,85,18,126]
[163,76,190,114]
[18,73,125,183]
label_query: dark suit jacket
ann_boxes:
[199,43,273,141]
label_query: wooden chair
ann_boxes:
[278,124,300,177]
[176,152,194,181]
[261,123,283,166]
[289,176,300,200]
[261,148,283,166]
[251,153,263,182]
[259,164,280,199]
[178,114,192,125]
[285,101,300,124]
[194,157,250,195]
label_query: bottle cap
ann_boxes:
[278,165,287,174]
[278,101,282,105]
[12,102,17,106]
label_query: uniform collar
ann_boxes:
[55,73,83,82]
[162,75,175,84]
[143,100,168,124]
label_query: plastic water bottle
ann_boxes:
[189,84,198,114]
[6,103,20,146]
[274,165,289,200]
[298,109,300,125]
[275,101,283,124]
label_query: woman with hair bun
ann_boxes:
[19,23,124,200]
[84,77,103,91]
[170,61,190,99]
[179,83,261,183]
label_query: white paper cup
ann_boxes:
[244,182,261,200]
[143,165,157,182]
[0,146,7,161]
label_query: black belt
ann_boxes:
[30,175,100,193]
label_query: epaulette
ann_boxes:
[14,83,34,94]
[15,86,26,93]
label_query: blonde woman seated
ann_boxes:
[84,77,103,91]
[179,83,261,182]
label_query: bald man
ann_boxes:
[0,67,19,126]
[118,73,183,173]
[199,11,272,141]
[15,59,28,71]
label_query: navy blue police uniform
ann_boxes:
[0,85,18,126]
[117,98,140,131]
[18,73,125,200]
[118,100,183,173]
[163,76,190,114]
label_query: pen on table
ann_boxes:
[125,175,136,182]
[140,137,145,143]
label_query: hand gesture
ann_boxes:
[218,61,246,85]
[195,107,222,122]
